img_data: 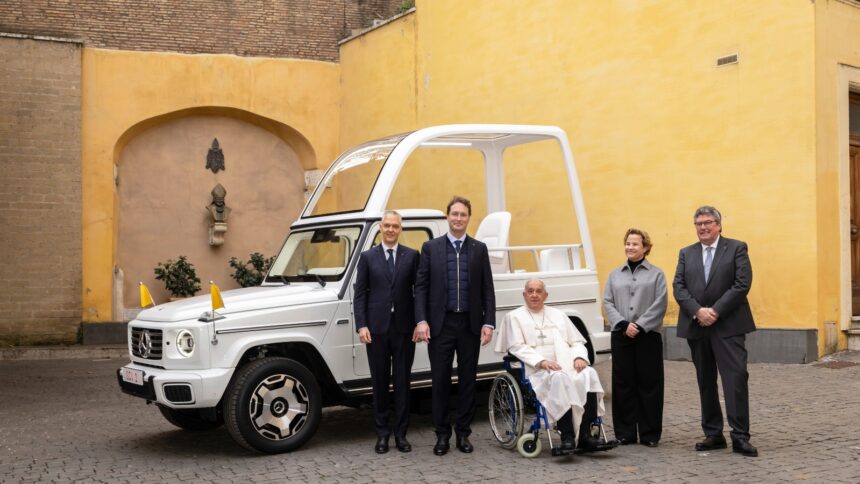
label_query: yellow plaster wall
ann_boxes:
[340,1,818,331]
[815,0,860,353]
[340,13,417,146]
[82,48,341,322]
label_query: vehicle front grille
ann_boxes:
[131,327,163,360]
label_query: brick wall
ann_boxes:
[0,36,82,345]
[0,0,405,61]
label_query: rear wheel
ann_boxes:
[157,405,223,431]
[488,372,524,449]
[224,357,322,454]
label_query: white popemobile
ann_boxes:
[117,124,608,454]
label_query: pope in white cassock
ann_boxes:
[495,279,617,453]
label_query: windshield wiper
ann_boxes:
[268,274,290,285]
[312,274,326,288]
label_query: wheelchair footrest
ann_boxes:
[551,447,577,457]
[573,439,619,454]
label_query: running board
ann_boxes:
[341,364,505,396]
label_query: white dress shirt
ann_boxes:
[701,236,720,264]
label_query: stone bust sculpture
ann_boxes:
[207,183,231,223]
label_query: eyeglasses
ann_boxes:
[693,220,717,227]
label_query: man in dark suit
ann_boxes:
[673,206,758,457]
[354,210,420,454]
[413,195,495,456]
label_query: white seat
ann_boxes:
[475,211,512,273]
[539,247,581,272]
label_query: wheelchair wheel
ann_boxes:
[488,372,524,449]
[517,433,542,458]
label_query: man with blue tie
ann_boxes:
[673,206,758,457]
[413,196,496,456]
[354,210,420,454]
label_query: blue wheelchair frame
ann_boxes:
[495,355,610,457]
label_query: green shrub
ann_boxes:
[397,0,415,14]
[154,256,201,297]
[229,252,274,288]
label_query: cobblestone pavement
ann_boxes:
[2,353,860,483]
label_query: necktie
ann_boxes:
[454,240,462,253]
[386,248,395,276]
[704,246,714,283]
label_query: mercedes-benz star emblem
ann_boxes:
[138,330,152,358]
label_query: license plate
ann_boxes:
[121,367,144,386]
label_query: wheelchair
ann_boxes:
[488,355,616,458]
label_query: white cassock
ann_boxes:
[495,305,605,435]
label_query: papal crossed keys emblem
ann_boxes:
[206,138,225,173]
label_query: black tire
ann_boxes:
[157,405,223,431]
[224,357,322,454]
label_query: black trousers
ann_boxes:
[366,330,416,439]
[611,330,664,443]
[557,392,598,444]
[687,331,750,441]
[428,311,480,438]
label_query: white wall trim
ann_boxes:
[838,64,860,330]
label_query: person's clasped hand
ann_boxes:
[696,307,719,327]
[625,322,640,338]
[538,359,562,371]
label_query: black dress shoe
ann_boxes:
[617,436,638,445]
[732,439,758,457]
[456,435,474,453]
[560,435,576,452]
[375,436,389,454]
[576,435,618,453]
[395,436,412,453]
[433,436,450,456]
[640,440,659,448]
[695,435,727,451]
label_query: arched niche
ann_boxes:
[114,108,314,316]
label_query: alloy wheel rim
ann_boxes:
[249,373,310,441]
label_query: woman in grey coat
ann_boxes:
[603,228,668,447]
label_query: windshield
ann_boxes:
[266,226,363,283]
[303,133,410,217]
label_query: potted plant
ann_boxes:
[154,255,201,299]
[229,252,274,288]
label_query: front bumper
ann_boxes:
[116,363,234,409]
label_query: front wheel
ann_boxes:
[224,357,322,454]
[517,433,542,458]
[158,405,223,431]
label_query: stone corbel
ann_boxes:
[209,222,227,246]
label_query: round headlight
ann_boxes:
[176,329,195,357]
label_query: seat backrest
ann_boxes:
[539,247,581,272]
[475,211,512,273]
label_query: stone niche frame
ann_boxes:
[82,106,317,344]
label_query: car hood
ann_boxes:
[135,284,339,323]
